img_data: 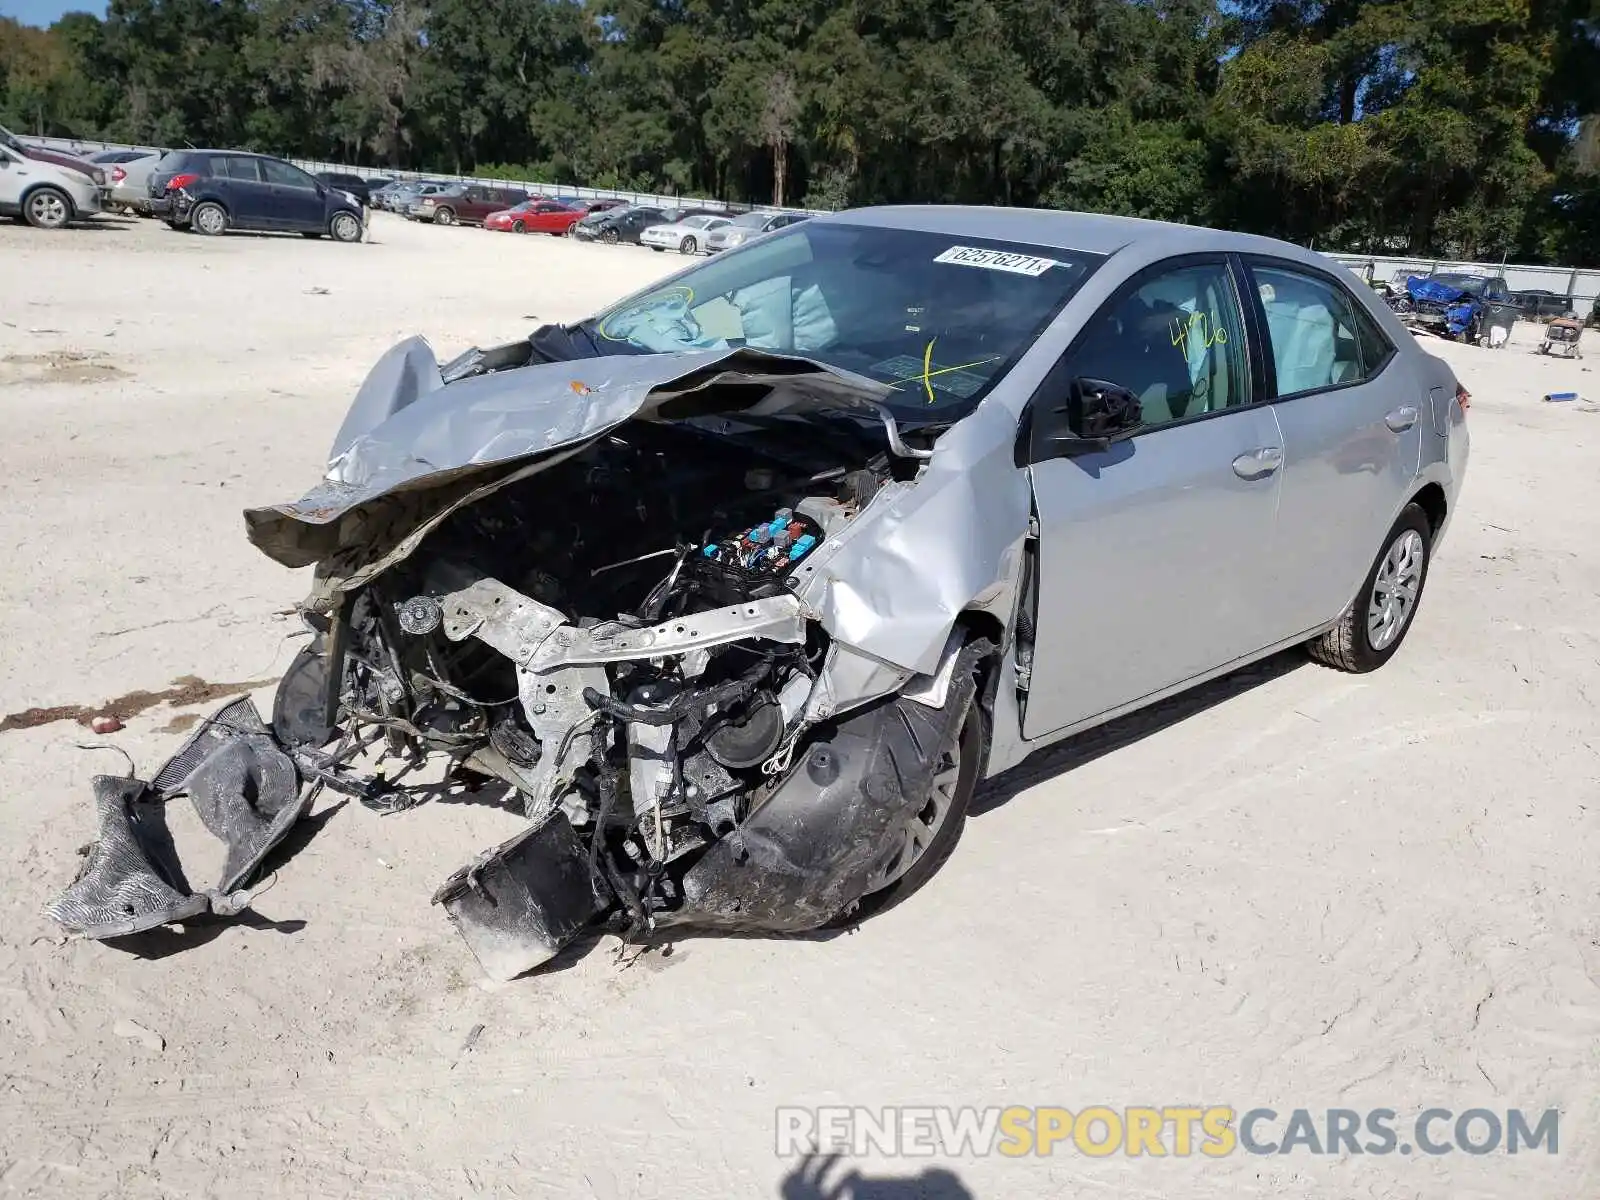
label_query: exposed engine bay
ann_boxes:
[47,338,1020,981]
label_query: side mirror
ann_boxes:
[1050,377,1142,455]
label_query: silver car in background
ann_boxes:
[47,206,1468,980]
[89,149,162,213]
[705,210,809,252]
[639,211,731,254]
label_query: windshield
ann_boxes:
[582,221,1103,420]
[1431,274,1487,295]
[0,125,24,153]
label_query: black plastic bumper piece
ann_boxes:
[432,812,614,982]
[45,696,308,939]
[665,650,980,934]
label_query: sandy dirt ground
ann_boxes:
[1,211,1597,1200]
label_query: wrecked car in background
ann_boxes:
[1402,271,1517,346]
[47,208,1468,981]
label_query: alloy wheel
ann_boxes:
[1367,529,1425,651]
[26,190,69,229]
[861,741,963,894]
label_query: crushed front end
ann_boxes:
[48,343,1005,980]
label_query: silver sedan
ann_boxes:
[48,206,1468,979]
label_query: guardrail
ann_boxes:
[22,135,829,217]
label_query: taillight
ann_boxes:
[1455,382,1471,413]
[111,166,126,183]
[167,172,200,192]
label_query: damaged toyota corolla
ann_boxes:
[48,207,1468,980]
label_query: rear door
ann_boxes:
[1240,256,1421,636]
[260,158,325,230]
[1023,254,1286,738]
[214,155,273,227]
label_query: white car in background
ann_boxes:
[0,141,102,228]
[640,212,731,255]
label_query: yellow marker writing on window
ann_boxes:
[1169,311,1227,349]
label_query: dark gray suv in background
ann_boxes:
[148,150,365,241]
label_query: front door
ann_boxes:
[260,159,326,231]
[1023,256,1285,739]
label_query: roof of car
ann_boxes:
[823,204,1332,262]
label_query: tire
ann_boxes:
[512,219,525,233]
[651,245,665,252]
[681,236,698,254]
[22,186,72,230]
[301,231,323,239]
[329,211,362,243]
[1308,503,1433,673]
[844,642,993,923]
[601,228,619,244]
[433,207,455,226]
[191,201,228,236]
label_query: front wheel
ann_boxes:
[680,236,698,254]
[844,640,992,923]
[1308,503,1433,673]
[650,245,665,252]
[191,201,228,236]
[433,207,455,226]
[329,211,362,243]
[601,228,619,244]
[512,220,525,233]
[23,187,73,230]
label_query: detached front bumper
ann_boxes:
[45,697,311,938]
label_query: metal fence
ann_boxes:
[23,134,827,217]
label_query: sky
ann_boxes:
[0,0,106,27]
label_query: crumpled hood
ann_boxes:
[243,337,892,575]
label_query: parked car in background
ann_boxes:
[86,149,148,166]
[484,198,584,235]
[147,149,365,240]
[0,140,102,228]
[1,124,106,199]
[95,149,162,213]
[375,180,447,212]
[315,171,390,207]
[1511,289,1574,321]
[573,198,627,216]
[640,212,731,254]
[705,210,809,252]
[571,204,668,245]
[409,183,527,226]
[1402,271,1517,345]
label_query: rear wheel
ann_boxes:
[433,206,455,226]
[301,231,323,239]
[329,211,362,243]
[1308,503,1433,673]
[191,201,228,236]
[23,187,72,230]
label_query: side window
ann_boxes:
[261,159,311,188]
[1351,304,1395,376]
[219,157,260,182]
[1252,264,1367,395]
[1065,260,1249,430]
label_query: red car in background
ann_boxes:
[484,198,584,235]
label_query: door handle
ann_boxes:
[1231,446,1283,480]
[1385,406,1419,432]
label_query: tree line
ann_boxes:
[1,0,1597,265]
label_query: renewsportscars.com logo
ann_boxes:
[775,1106,1560,1159]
